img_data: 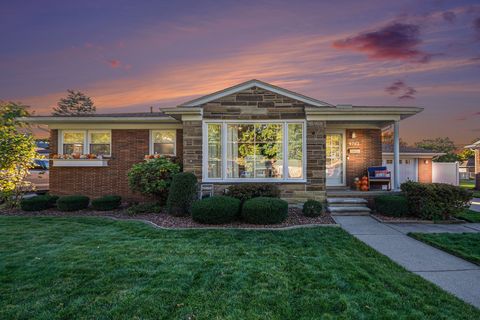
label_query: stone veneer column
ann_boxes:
[304,120,326,200]
[182,120,203,181]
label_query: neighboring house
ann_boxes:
[21,79,422,204]
[465,140,480,189]
[459,158,475,180]
[382,145,444,186]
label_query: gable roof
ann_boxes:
[179,79,334,108]
[465,140,480,149]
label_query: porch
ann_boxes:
[326,187,401,215]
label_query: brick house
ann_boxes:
[23,80,422,203]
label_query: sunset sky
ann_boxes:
[1,0,479,144]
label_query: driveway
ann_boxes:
[334,216,480,309]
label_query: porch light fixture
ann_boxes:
[424,159,429,164]
[351,131,356,139]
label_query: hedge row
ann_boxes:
[20,194,122,212]
[191,196,289,225]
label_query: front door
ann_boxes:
[326,132,345,186]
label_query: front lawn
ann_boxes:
[1,217,479,319]
[457,209,480,223]
[460,179,475,189]
[410,232,480,266]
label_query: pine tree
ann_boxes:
[52,90,96,115]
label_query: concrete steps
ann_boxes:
[327,197,371,215]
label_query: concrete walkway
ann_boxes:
[334,216,480,309]
[471,198,480,212]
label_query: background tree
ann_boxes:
[0,102,36,208]
[52,90,96,115]
[414,137,457,162]
[381,130,407,147]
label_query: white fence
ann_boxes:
[432,162,459,186]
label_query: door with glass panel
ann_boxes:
[326,132,345,186]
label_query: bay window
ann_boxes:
[150,130,176,155]
[204,121,305,181]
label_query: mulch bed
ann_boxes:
[0,207,335,229]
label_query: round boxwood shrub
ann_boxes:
[375,194,409,217]
[20,194,58,211]
[166,172,198,216]
[57,195,90,211]
[242,197,288,224]
[91,195,122,211]
[302,199,324,217]
[191,196,240,224]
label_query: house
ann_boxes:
[22,79,423,204]
[382,145,444,186]
[459,158,475,180]
[465,140,480,189]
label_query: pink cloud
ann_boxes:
[332,23,433,63]
[107,59,121,68]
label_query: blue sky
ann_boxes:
[1,0,479,144]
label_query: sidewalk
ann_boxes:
[334,216,480,308]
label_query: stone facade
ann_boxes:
[182,121,203,180]
[345,129,382,186]
[202,86,308,120]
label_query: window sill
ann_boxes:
[52,159,109,167]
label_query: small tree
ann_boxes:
[0,101,30,127]
[0,101,36,208]
[127,157,180,204]
[0,126,36,208]
[414,137,458,162]
[52,90,96,115]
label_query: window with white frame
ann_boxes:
[60,130,111,156]
[204,121,305,181]
[151,130,176,155]
[89,131,111,156]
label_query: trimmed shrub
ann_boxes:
[166,172,198,216]
[242,197,288,224]
[57,195,90,211]
[126,202,162,215]
[127,157,180,204]
[91,195,122,211]
[226,183,280,203]
[302,199,324,217]
[375,195,409,217]
[20,194,58,211]
[191,196,240,224]
[401,181,472,220]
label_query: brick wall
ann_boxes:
[182,121,203,180]
[417,157,433,183]
[476,150,480,174]
[345,129,382,186]
[49,128,183,201]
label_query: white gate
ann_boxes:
[432,162,459,186]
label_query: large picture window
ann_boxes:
[204,121,304,181]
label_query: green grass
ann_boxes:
[460,179,475,189]
[410,232,480,266]
[457,209,480,222]
[1,217,479,319]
